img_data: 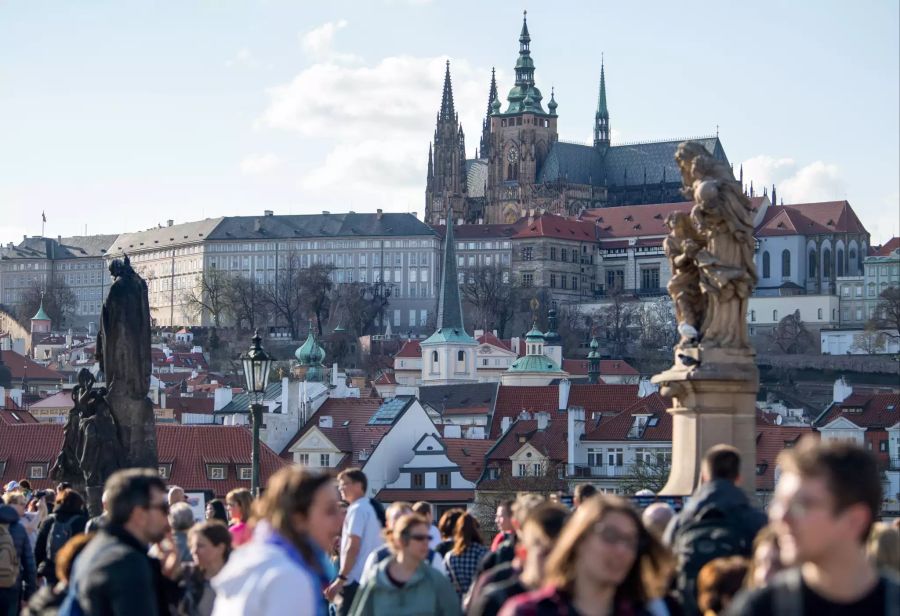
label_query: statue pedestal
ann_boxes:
[652,346,759,496]
[108,391,158,469]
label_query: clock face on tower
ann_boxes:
[507,147,519,163]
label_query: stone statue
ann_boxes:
[51,369,125,515]
[674,142,757,350]
[95,255,158,470]
[664,212,706,345]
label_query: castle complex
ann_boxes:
[424,12,732,225]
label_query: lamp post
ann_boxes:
[241,330,273,496]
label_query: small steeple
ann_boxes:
[587,336,600,384]
[771,184,777,206]
[547,86,558,115]
[480,68,498,159]
[436,210,465,331]
[426,143,433,184]
[440,60,455,122]
[593,56,610,150]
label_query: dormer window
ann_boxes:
[207,465,226,480]
[158,464,172,479]
[238,466,252,480]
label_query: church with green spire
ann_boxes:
[425,11,731,226]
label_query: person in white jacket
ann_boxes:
[211,467,343,616]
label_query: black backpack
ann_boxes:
[46,516,75,563]
[673,504,753,616]
[370,498,386,528]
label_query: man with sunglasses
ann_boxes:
[727,437,899,615]
[67,468,182,616]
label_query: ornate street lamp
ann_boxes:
[241,331,273,496]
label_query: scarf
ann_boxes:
[258,522,335,616]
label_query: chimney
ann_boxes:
[213,386,233,411]
[567,405,585,469]
[637,377,658,398]
[444,424,462,438]
[322,211,330,215]
[500,416,512,434]
[536,411,549,431]
[510,336,521,356]
[264,210,274,216]
[558,378,571,411]
[167,219,174,227]
[474,329,484,339]
[833,376,853,404]
[319,415,333,428]
[376,209,383,220]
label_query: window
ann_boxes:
[561,248,568,262]
[158,464,171,479]
[431,351,439,373]
[550,274,556,288]
[522,247,533,261]
[572,276,578,290]
[773,309,778,321]
[522,273,533,287]
[560,276,567,290]
[606,269,624,290]
[319,453,330,467]
[781,250,791,277]
[817,308,823,320]
[532,463,543,476]
[750,310,756,322]
[823,249,832,278]
[640,267,660,290]
[412,473,425,488]
[420,310,428,326]
[879,441,888,452]
[606,448,624,467]
[208,466,226,480]
[517,463,528,477]
[762,251,770,278]
[587,448,602,467]
[28,464,46,479]
[393,310,400,326]
[550,247,556,260]
[837,249,845,276]
[239,467,252,480]
[438,472,450,488]
[482,358,489,366]
[298,453,310,465]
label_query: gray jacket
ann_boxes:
[0,505,37,599]
[349,558,461,616]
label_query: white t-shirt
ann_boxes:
[341,498,383,583]
[428,524,441,551]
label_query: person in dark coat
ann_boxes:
[67,469,181,616]
[0,503,37,611]
[34,491,87,585]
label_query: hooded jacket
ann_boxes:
[664,479,767,546]
[34,501,88,580]
[349,558,461,616]
[0,504,37,599]
[211,524,326,616]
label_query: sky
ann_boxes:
[1,0,898,244]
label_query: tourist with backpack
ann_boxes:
[34,491,87,587]
[0,494,37,614]
[664,445,766,616]
[0,504,28,615]
[726,437,900,616]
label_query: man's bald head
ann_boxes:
[642,502,675,540]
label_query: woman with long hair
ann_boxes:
[179,521,232,616]
[349,513,460,616]
[744,525,783,589]
[435,509,464,557]
[444,511,488,599]
[34,490,88,586]
[500,495,671,616]
[224,489,253,547]
[211,467,342,616]
[205,499,228,525]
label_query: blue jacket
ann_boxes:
[0,504,37,599]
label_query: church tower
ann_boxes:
[485,11,558,224]
[479,68,498,160]
[425,61,468,226]
[420,210,477,385]
[593,59,610,152]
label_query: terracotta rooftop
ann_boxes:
[476,332,512,352]
[815,392,900,429]
[872,237,900,256]
[561,359,639,377]
[0,409,38,425]
[755,410,814,491]
[487,416,570,463]
[512,213,597,242]
[584,393,672,441]
[756,200,868,237]
[395,339,422,359]
[443,438,496,482]
[27,391,72,409]
[0,351,65,382]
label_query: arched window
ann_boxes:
[781,250,791,278]
[457,350,465,362]
[750,310,756,322]
[823,249,832,278]
[773,309,778,321]
[837,249,845,277]
[762,251,770,278]
[432,351,438,363]
[817,308,823,320]
[808,251,817,277]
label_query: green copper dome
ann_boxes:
[31,302,50,321]
[524,324,544,341]
[508,354,562,373]
[295,321,326,366]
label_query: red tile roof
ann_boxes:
[487,417,569,463]
[755,411,814,491]
[443,438,495,482]
[512,213,597,242]
[490,383,640,438]
[562,359,639,376]
[0,424,285,496]
[373,372,397,385]
[279,397,388,468]
[395,340,422,358]
[584,393,672,441]
[376,489,475,503]
[0,409,38,425]
[816,392,900,429]
[873,237,900,256]
[476,332,512,352]
[0,351,65,382]
[756,201,868,237]
[28,391,73,410]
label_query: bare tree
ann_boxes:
[225,275,270,333]
[868,287,900,341]
[594,286,640,357]
[853,327,888,354]
[460,264,520,338]
[298,263,334,335]
[264,251,305,340]
[18,279,77,327]
[619,458,671,495]
[637,297,678,351]
[330,282,390,337]
[182,269,229,327]
[770,309,813,354]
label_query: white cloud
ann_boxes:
[300,20,359,63]
[740,155,846,204]
[240,153,281,175]
[226,48,271,71]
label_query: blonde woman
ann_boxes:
[225,488,254,547]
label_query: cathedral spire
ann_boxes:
[427,143,433,184]
[440,60,455,122]
[436,210,464,331]
[515,11,534,88]
[593,56,610,150]
[480,67,498,159]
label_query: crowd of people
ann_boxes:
[0,437,897,616]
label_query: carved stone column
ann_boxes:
[653,346,759,496]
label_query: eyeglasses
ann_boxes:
[147,503,170,515]
[407,534,431,543]
[592,523,640,552]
